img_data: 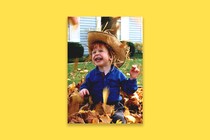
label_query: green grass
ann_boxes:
[68,53,143,87]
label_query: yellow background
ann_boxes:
[0,0,210,139]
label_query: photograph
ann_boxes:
[67,16,143,124]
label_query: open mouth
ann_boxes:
[94,56,103,62]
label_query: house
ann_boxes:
[68,16,143,55]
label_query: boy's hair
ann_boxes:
[89,41,117,66]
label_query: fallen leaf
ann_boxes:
[79,110,98,123]
[136,87,143,99]
[84,69,89,73]
[124,106,130,116]
[68,91,83,116]
[99,114,112,124]
[103,105,114,115]
[125,94,140,113]
[68,82,143,124]
[79,103,90,111]
[92,118,99,124]
[75,78,85,90]
[131,114,143,123]
[125,115,136,124]
[68,82,76,95]
[68,114,85,124]
[94,103,104,115]
[116,120,122,124]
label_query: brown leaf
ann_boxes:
[124,106,130,116]
[131,114,143,123]
[136,87,143,99]
[94,103,104,115]
[103,105,114,115]
[79,103,90,111]
[99,114,112,124]
[125,115,136,124]
[75,78,85,90]
[125,100,139,113]
[68,91,83,116]
[68,82,76,95]
[103,87,109,105]
[79,110,98,123]
[68,114,85,124]
[92,118,99,124]
[124,92,141,113]
[94,103,114,116]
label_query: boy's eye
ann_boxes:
[99,50,103,52]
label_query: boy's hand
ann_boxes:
[130,65,140,80]
[79,88,90,97]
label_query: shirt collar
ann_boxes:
[95,65,116,74]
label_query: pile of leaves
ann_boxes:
[68,81,143,124]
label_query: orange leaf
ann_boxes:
[79,103,90,111]
[103,105,114,115]
[92,118,99,124]
[68,114,85,124]
[131,114,143,123]
[68,91,83,116]
[94,103,104,115]
[99,114,112,124]
[124,106,130,116]
[125,115,136,124]
[68,82,76,95]
[103,87,109,105]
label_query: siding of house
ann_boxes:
[129,17,143,43]
[80,17,97,55]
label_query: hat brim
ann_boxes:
[88,31,128,68]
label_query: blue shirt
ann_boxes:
[80,65,138,104]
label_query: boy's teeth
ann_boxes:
[95,57,102,61]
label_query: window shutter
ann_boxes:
[129,17,143,43]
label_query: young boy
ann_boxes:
[79,31,140,123]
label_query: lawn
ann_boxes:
[68,54,143,87]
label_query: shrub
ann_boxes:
[68,42,84,61]
[126,41,135,57]
[134,42,143,53]
[68,55,90,63]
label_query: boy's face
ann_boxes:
[91,45,112,67]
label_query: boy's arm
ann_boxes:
[121,65,140,94]
[120,73,138,95]
[79,73,91,97]
[80,72,91,90]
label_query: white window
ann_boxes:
[120,17,129,41]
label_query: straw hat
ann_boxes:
[88,31,129,68]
